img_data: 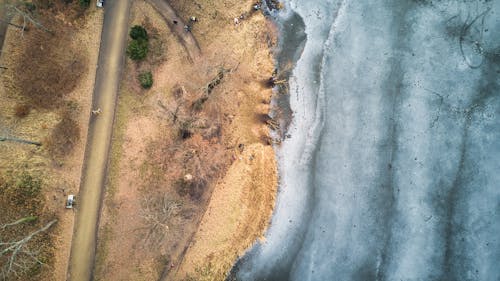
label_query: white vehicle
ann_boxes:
[66,195,75,209]
[96,0,104,8]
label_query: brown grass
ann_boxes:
[95,1,278,279]
[3,4,87,110]
[153,80,233,201]
[1,2,88,160]
[45,111,80,159]
[13,103,30,118]
[142,17,167,66]
[33,0,88,20]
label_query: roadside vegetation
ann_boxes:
[45,109,81,159]
[138,71,153,89]
[126,24,162,90]
[127,37,148,60]
[131,66,235,278]
[127,25,149,72]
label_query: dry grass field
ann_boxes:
[0,1,102,280]
[95,0,279,280]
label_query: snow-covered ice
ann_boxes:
[233,1,500,280]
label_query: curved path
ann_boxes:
[67,1,132,280]
[146,0,201,60]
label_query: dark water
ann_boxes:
[232,0,500,280]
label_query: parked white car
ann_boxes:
[66,195,75,209]
[96,0,104,8]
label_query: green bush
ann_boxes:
[138,71,153,89]
[127,39,148,61]
[130,25,148,41]
[79,0,90,7]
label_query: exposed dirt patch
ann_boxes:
[98,115,159,281]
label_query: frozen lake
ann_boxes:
[232,0,500,280]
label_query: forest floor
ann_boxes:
[94,0,279,280]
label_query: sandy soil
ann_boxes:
[95,0,278,280]
[0,5,103,281]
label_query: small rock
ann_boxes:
[184,174,193,182]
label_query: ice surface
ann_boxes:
[233,0,500,280]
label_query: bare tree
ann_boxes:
[0,136,41,146]
[0,216,37,231]
[157,99,183,124]
[139,194,182,246]
[0,1,53,35]
[0,218,57,280]
[0,17,24,30]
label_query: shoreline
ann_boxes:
[230,0,500,279]
[171,7,281,279]
[180,3,309,279]
[227,1,323,279]
[270,8,307,138]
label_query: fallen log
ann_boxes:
[0,136,41,146]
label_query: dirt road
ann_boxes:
[147,0,201,60]
[67,1,132,280]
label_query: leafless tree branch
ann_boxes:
[0,216,37,231]
[10,6,53,35]
[139,194,182,245]
[0,219,57,279]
